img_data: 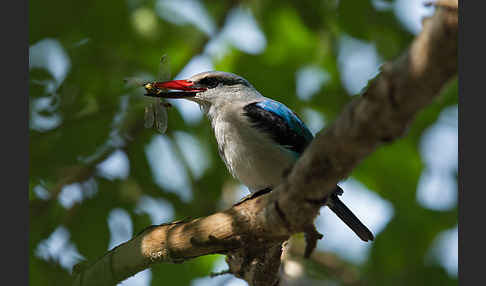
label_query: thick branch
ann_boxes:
[270,0,458,232]
[73,198,288,286]
[72,3,458,285]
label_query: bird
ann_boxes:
[152,71,374,242]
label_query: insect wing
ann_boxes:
[158,54,171,83]
[144,103,155,129]
[151,54,171,133]
[153,100,168,133]
[124,77,146,88]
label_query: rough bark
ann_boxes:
[72,2,458,285]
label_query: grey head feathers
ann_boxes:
[188,71,254,89]
[185,71,262,114]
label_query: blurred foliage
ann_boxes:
[29,0,457,285]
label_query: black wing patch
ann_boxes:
[243,101,312,154]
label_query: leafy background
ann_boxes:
[29,0,458,285]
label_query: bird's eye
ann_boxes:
[200,77,219,89]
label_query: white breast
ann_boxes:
[210,103,297,193]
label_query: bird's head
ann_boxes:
[151,71,260,111]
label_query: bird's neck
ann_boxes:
[200,87,265,127]
[206,103,227,130]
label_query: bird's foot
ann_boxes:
[233,187,273,206]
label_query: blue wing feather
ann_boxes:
[256,100,314,142]
[243,99,314,155]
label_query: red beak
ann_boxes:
[154,80,206,92]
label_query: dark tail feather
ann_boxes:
[328,194,375,242]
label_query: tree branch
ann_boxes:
[72,2,458,285]
[270,0,458,233]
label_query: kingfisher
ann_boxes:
[150,71,374,242]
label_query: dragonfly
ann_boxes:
[124,55,173,133]
[124,55,205,133]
